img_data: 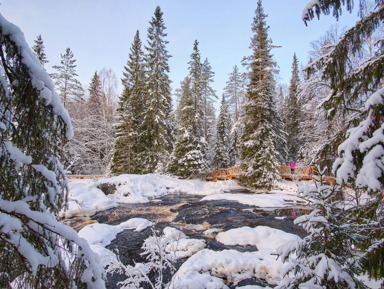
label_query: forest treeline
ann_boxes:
[1,0,384,287]
[31,3,366,186]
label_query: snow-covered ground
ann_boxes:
[62,174,301,218]
[65,174,382,288]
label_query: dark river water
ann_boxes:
[72,190,309,288]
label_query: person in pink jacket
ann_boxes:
[290,161,295,174]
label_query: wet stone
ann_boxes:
[89,191,309,288]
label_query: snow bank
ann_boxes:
[61,182,118,218]
[163,227,206,259]
[97,174,242,201]
[169,226,301,288]
[201,192,303,208]
[216,226,301,251]
[170,249,286,288]
[78,218,153,262]
[64,174,243,217]
[65,174,303,218]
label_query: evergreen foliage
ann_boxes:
[213,94,232,169]
[0,14,105,288]
[277,174,367,289]
[51,47,84,107]
[201,58,217,140]
[168,77,209,178]
[303,0,384,284]
[142,6,174,173]
[111,30,146,175]
[239,0,281,189]
[224,65,247,165]
[32,34,48,67]
[188,40,205,139]
[285,53,301,162]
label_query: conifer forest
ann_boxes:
[1,0,384,288]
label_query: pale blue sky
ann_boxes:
[1,0,359,100]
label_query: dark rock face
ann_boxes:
[97,182,117,195]
[89,192,308,288]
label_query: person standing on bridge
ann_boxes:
[290,161,295,174]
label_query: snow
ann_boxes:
[170,248,286,288]
[302,0,320,20]
[61,182,118,218]
[64,174,243,217]
[202,192,303,208]
[216,226,301,251]
[168,226,301,288]
[78,218,153,262]
[0,196,105,288]
[0,12,73,139]
[163,227,206,259]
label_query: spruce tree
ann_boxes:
[213,94,232,169]
[51,47,84,107]
[0,14,105,288]
[224,65,247,165]
[111,30,146,175]
[277,176,367,289]
[168,77,209,178]
[142,6,174,173]
[286,53,301,162]
[184,40,209,169]
[303,0,384,284]
[239,0,279,189]
[189,40,205,139]
[32,34,48,67]
[201,58,217,139]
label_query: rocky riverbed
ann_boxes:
[72,188,308,288]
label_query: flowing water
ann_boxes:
[68,190,309,288]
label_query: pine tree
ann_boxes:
[168,77,209,178]
[285,53,301,162]
[51,47,84,107]
[111,30,146,175]
[239,0,279,189]
[303,0,384,284]
[142,6,174,173]
[213,95,232,169]
[0,14,105,288]
[32,34,48,67]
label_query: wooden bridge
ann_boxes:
[204,167,243,182]
[278,166,335,186]
[204,165,336,186]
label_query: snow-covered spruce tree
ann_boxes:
[142,6,174,173]
[0,14,105,288]
[168,77,209,178]
[32,34,48,68]
[201,58,217,165]
[51,47,84,107]
[277,175,367,289]
[239,0,281,189]
[111,30,146,175]
[213,94,232,169]
[80,71,107,174]
[303,0,384,283]
[201,58,217,139]
[189,40,205,137]
[285,53,302,162]
[224,65,247,165]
